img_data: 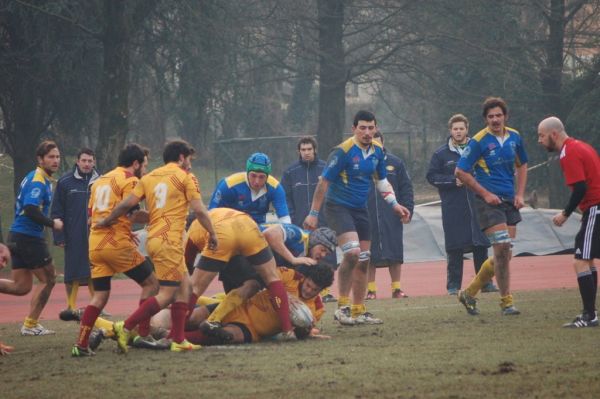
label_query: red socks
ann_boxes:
[124,296,161,331]
[137,299,151,337]
[170,302,188,344]
[267,281,292,332]
[77,305,101,348]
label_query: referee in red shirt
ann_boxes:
[538,116,600,328]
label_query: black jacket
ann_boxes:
[280,157,326,226]
[51,165,99,281]
[368,152,414,264]
[426,138,489,252]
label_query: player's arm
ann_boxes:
[208,179,229,209]
[96,193,142,227]
[189,198,217,250]
[395,159,415,221]
[376,178,411,223]
[514,162,528,209]
[426,152,458,189]
[263,225,316,266]
[50,180,66,245]
[553,180,587,227]
[303,177,329,230]
[23,205,63,231]
[272,184,291,223]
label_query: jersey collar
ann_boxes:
[36,166,55,182]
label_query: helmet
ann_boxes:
[308,227,337,253]
[246,152,272,175]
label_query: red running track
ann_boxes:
[0,255,579,323]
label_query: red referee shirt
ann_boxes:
[559,137,600,212]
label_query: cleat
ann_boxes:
[447,289,458,296]
[482,283,499,293]
[354,312,383,325]
[88,329,106,351]
[170,339,201,352]
[334,306,355,326]
[71,345,95,357]
[321,294,337,303]
[132,335,170,350]
[392,289,408,299]
[199,320,223,331]
[272,330,297,342]
[365,291,377,300]
[20,324,56,336]
[112,321,130,353]
[59,308,82,322]
[562,313,598,328]
[501,306,521,316]
[99,309,112,318]
[200,321,233,344]
[458,290,479,315]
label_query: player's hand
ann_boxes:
[0,342,14,356]
[303,214,318,231]
[52,218,64,231]
[272,330,297,342]
[0,244,10,269]
[207,232,218,250]
[513,195,525,210]
[483,192,502,205]
[455,178,463,187]
[393,204,411,223]
[552,212,568,227]
[292,257,317,266]
[130,231,141,246]
[95,218,114,228]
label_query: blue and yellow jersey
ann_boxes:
[322,137,387,208]
[457,127,528,200]
[260,223,309,257]
[11,167,54,238]
[208,172,289,224]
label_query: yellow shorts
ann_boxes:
[89,245,146,279]
[147,237,186,283]
[203,215,269,262]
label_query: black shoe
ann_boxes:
[88,329,106,351]
[481,283,499,293]
[199,321,233,344]
[59,308,82,322]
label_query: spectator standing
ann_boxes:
[426,114,497,295]
[51,148,99,320]
[366,132,414,299]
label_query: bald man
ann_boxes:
[538,116,600,328]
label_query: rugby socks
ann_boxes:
[94,317,115,338]
[320,287,330,297]
[207,289,243,323]
[338,296,351,308]
[351,303,367,318]
[391,281,401,291]
[591,266,598,299]
[67,282,79,310]
[137,299,151,337]
[367,282,377,293]
[576,271,596,316]
[465,257,495,297]
[267,281,293,332]
[184,330,211,345]
[170,301,188,344]
[124,296,161,332]
[197,296,221,306]
[77,305,101,348]
[500,294,514,309]
[23,317,38,329]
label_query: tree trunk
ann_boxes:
[95,0,130,173]
[317,0,346,154]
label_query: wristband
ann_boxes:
[390,199,398,207]
[309,209,319,217]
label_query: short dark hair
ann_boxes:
[163,140,195,164]
[36,140,58,159]
[118,143,148,167]
[482,97,508,118]
[297,136,317,151]
[77,147,95,159]
[302,263,334,289]
[353,110,376,127]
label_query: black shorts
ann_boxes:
[324,201,370,241]
[574,204,600,260]
[474,196,521,231]
[217,255,265,293]
[7,231,52,270]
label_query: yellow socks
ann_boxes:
[207,289,244,323]
[67,281,79,310]
[391,281,401,291]
[367,282,377,292]
[197,296,222,306]
[94,317,115,337]
[338,296,350,308]
[320,287,330,297]
[351,304,367,318]
[465,257,495,297]
[500,294,514,309]
[24,317,38,328]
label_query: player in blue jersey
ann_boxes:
[0,141,64,335]
[304,110,411,325]
[455,97,528,316]
[208,153,290,224]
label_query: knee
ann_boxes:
[45,274,57,288]
[238,280,260,299]
[340,241,361,265]
[14,285,32,296]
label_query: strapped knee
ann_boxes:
[359,250,371,262]
[487,230,511,245]
[340,241,360,254]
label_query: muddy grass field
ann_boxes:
[1,288,599,398]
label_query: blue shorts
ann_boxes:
[7,231,52,270]
[324,201,370,241]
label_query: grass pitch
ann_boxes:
[1,288,599,398]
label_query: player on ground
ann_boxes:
[97,140,218,353]
[303,110,410,325]
[71,144,159,357]
[0,141,63,336]
[208,152,290,224]
[455,97,528,316]
[186,208,297,340]
[537,116,600,328]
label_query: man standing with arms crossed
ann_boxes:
[304,110,410,325]
[455,97,528,316]
[537,116,600,328]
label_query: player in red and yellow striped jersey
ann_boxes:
[96,140,217,353]
[72,144,159,357]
